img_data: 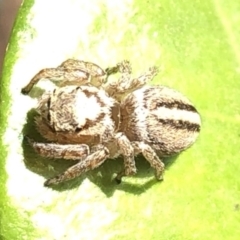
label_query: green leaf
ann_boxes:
[1,0,240,239]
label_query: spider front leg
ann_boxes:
[114,133,137,183]
[132,142,165,181]
[103,60,132,98]
[25,136,90,160]
[60,59,119,87]
[22,59,120,94]
[104,60,159,100]
[21,66,89,94]
[44,144,110,186]
[59,59,105,87]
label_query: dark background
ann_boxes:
[0,0,22,75]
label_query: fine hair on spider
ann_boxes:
[22,59,201,186]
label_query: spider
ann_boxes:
[22,59,201,186]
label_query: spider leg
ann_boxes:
[26,136,90,160]
[21,67,89,94]
[61,59,120,77]
[59,59,103,75]
[60,59,119,87]
[104,60,159,100]
[132,142,165,180]
[114,133,137,183]
[130,65,159,89]
[44,144,109,186]
[103,60,131,98]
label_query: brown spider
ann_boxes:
[22,59,201,186]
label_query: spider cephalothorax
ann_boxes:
[22,59,201,186]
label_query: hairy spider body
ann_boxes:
[22,59,201,186]
[36,85,119,145]
[120,86,201,156]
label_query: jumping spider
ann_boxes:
[22,59,201,186]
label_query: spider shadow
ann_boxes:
[87,154,178,197]
[23,86,46,99]
[22,109,179,196]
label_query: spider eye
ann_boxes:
[47,98,51,108]
[46,98,51,122]
[47,112,51,122]
[75,127,82,133]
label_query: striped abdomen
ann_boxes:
[120,86,201,156]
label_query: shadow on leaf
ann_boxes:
[22,108,179,196]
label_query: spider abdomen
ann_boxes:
[120,86,201,156]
